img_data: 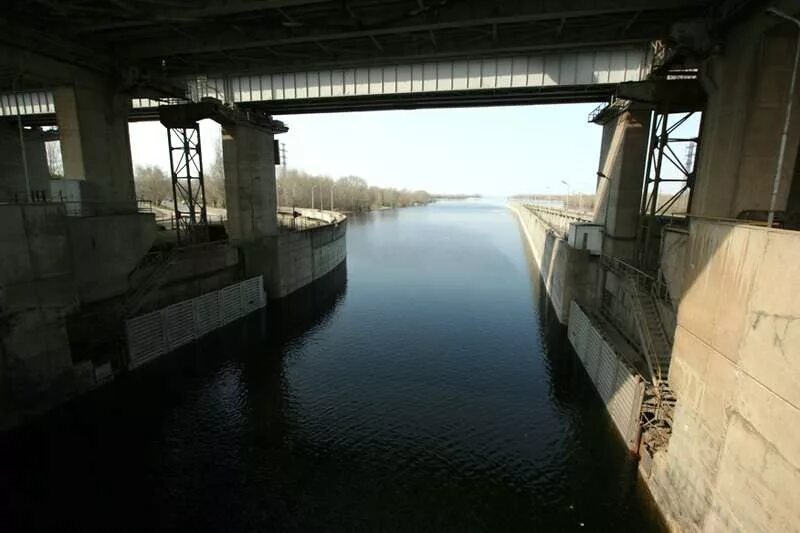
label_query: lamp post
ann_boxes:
[330,183,335,211]
[311,185,318,210]
[561,180,571,212]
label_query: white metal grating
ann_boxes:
[220,284,243,325]
[242,276,265,314]
[595,346,618,403]
[164,300,195,351]
[193,291,221,338]
[125,276,265,369]
[567,300,645,451]
[210,48,647,104]
[126,310,167,369]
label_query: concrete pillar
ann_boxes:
[221,122,278,240]
[692,27,800,219]
[593,109,651,260]
[53,83,136,205]
[0,123,51,200]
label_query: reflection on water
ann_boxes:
[0,199,664,532]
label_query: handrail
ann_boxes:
[602,254,654,285]
[627,280,664,383]
[601,254,666,384]
[522,204,592,238]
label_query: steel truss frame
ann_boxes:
[638,110,700,268]
[167,125,208,243]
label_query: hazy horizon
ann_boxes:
[129,103,605,197]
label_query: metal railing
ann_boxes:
[603,254,671,310]
[523,204,591,238]
[601,255,671,384]
[276,207,346,233]
[626,280,664,383]
[277,212,329,232]
[602,255,654,287]
[1,192,155,217]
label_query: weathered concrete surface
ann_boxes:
[593,109,651,260]
[54,84,137,205]
[691,4,800,219]
[137,242,240,312]
[260,210,347,299]
[660,227,690,306]
[644,219,800,533]
[0,204,89,427]
[0,123,51,200]
[221,122,278,240]
[67,213,156,303]
[509,202,597,323]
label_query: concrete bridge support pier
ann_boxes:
[221,122,279,240]
[220,118,289,297]
[53,83,137,205]
[593,109,651,262]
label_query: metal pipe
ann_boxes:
[766,7,800,228]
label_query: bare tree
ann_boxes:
[278,169,431,212]
[205,138,226,208]
[134,164,172,205]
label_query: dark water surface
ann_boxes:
[0,200,664,532]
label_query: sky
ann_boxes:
[128,104,699,197]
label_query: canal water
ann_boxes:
[0,199,665,532]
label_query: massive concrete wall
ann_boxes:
[266,215,347,299]
[644,219,800,532]
[67,214,156,303]
[510,202,597,323]
[692,5,800,219]
[0,204,91,427]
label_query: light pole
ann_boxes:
[311,185,317,210]
[330,184,335,211]
[561,180,571,212]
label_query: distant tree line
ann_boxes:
[134,160,432,214]
[278,169,432,212]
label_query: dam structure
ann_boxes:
[1,1,800,531]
